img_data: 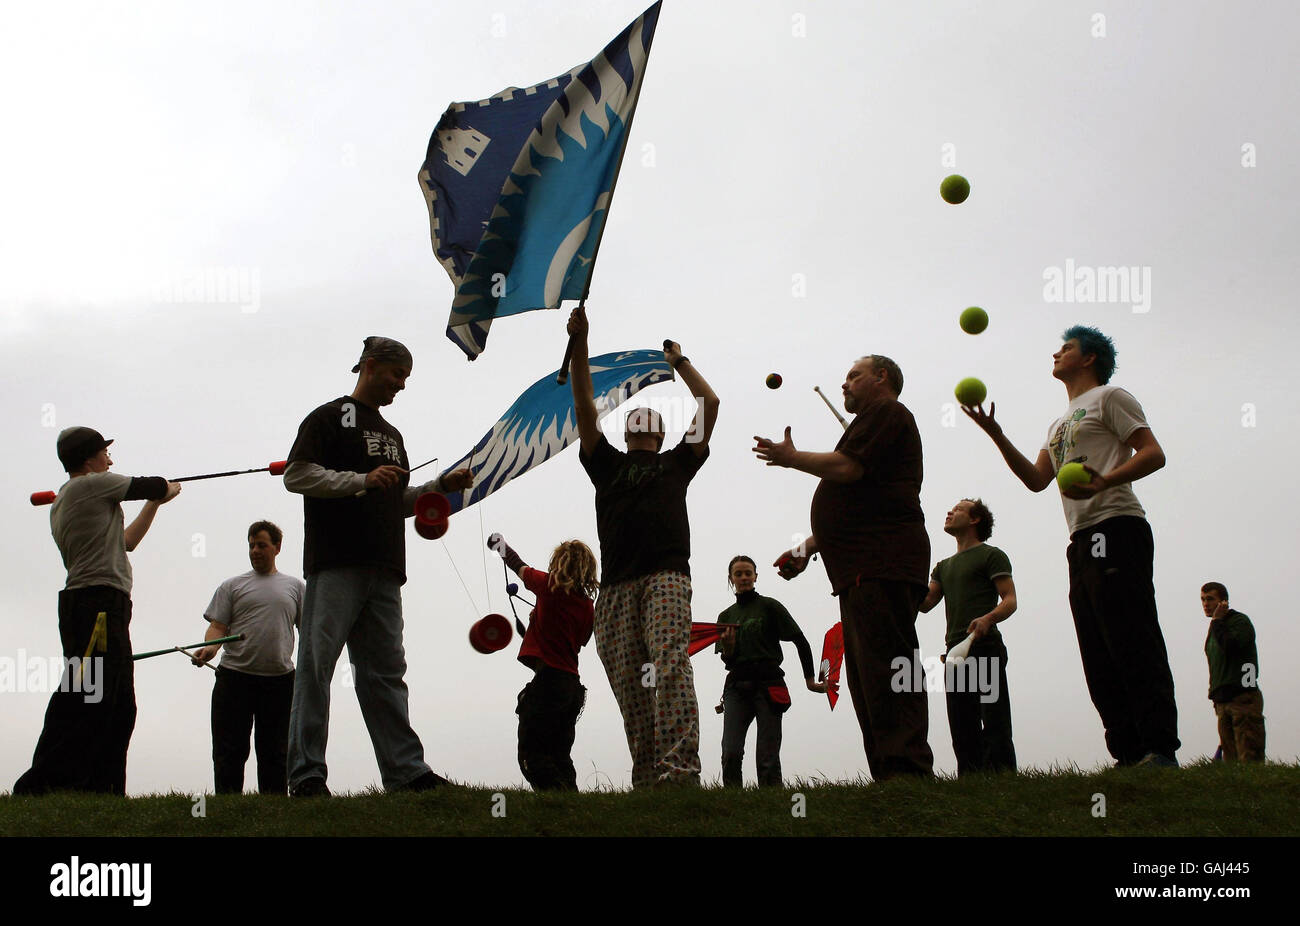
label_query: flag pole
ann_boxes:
[557,8,660,386]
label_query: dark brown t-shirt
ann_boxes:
[810,397,929,595]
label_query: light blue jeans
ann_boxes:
[287,567,430,790]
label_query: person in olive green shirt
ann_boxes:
[1200,582,1264,762]
[919,499,1019,776]
[716,556,825,787]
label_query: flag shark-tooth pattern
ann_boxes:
[420,3,661,359]
[437,349,673,514]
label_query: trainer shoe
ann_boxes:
[1135,752,1179,768]
[289,777,331,797]
[395,771,455,792]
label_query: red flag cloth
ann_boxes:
[821,622,844,710]
[688,622,738,657]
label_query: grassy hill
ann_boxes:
[3,760,1295,837]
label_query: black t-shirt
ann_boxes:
[810,397,929,594]
[579,434,708,585]
[287,396,410,581]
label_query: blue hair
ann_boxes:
[1062,325,1117,384]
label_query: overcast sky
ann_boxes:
[2,0,1295,797]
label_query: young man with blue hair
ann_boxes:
[961,326,1179,768]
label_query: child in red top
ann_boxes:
[488,533,596,791]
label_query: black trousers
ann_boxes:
[944,636,1016,775]
[14,587,136,795]
[516,667,586,791]
[1067,516,1179,763]
[838,579,935,780]
[212,666,295,794]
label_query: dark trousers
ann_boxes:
[212,666,295,794]
[721,676,784,787]
[838,580,934,780]
[1067,516,1179,764]
[516,667,586,791]
[944,636,1016,776]
[14,587,136,795]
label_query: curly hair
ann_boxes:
[1062,325,1117,384]
[963,498,994,542]
[548,540,599,598]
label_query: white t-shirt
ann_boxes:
[50,471,134,593]
[203,570,304,675]
[1042,384,1150,534]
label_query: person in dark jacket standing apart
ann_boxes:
[755,354,934,781]
[567,306,720,789]
[15,428,181,795]
[283,337,473,797]
[1200,582,1264,762]
[960,326,1179,768]
[190,520,304,794]
[715,555,825,787]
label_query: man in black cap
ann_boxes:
[283,337,473,796]
[14,429,181,795]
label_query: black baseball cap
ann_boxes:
[57,427,113,472]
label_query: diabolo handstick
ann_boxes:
[133,634,245,661]
[29,462,288,506]
[174,461,288,483]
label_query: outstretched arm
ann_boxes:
[124,482,181,551]
[960,402,1054,492]
[487,533,530,579]
[665,340,720,457]
[753,428,863,483]
[567,307,600,456]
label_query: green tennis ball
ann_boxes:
[954,377,986,406]
[940,174,970,204]
[959,306,988,334]
[1057,462,1092,492]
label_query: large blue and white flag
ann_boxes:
[418,3,662,359]
[438,349,672,514]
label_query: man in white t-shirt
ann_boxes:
[960,326,1179,768]
[192,521,304,794]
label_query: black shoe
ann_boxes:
[290,777,331,797]
[396,771,453,792]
